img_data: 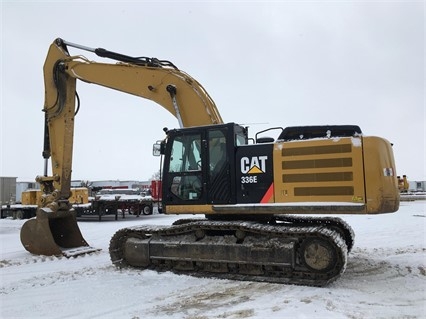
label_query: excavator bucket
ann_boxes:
[20,207,99,257]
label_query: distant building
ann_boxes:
[409,181,426,192]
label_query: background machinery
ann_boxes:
[397,175,409,193]
[21,39,399,285]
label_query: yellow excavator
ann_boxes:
[21,38,399,285]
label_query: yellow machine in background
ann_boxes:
[21,189,41,206]
[397,175,409,193]
[21,38,399,286]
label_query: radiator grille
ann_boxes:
[278,141,360,198]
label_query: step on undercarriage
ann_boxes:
[109,216,352,286]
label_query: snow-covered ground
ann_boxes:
[1,201,425,319]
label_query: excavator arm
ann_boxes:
[20,38,223,256]
[42,38,222,205]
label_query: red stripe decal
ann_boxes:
[260,183,274,203]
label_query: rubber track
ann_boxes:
[109,220,348,287]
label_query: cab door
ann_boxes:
[162,131,205,205]
[207,128,231,204]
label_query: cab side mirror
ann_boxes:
[153,141,164,156]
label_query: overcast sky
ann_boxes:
[1,1,425,183]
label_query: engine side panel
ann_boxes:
[269,135,399,214]
[273,136,367,208]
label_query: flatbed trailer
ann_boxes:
[87,194,154,221]
[1,204,38,219]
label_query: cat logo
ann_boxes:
[241,156,268,174]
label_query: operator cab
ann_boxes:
[157,123,247,207]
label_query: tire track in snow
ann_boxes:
[149,281,281,318]
[346,247,426,279]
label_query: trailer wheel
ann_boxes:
[142,205,152,215]
[16,210,24,220]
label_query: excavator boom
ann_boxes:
[21,38,223,257]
